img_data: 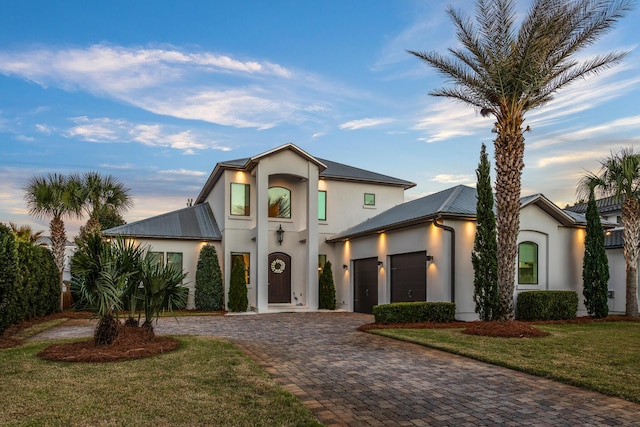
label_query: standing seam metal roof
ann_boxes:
[103,202,221,240]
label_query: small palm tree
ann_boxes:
[24,173,84,310]
[579,148,640,317]
[408,0,632,319]
[9,223,45,245]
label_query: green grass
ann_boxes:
[372,322,640,403]
[0,337,322,427]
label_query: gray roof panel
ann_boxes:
[104,202,221,241]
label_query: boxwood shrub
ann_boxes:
[373,302,455,324]
[516,290,578,321]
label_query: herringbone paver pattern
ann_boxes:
[32,312,640,426]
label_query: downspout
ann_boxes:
[433,216,455,304]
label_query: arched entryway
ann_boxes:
[268,252,291,303]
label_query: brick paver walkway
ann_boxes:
[31,312,640,426]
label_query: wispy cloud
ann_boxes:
[431,173,475,185]
[0,44,345,130]
[413,99,491,142]
[64,116,231,153]
[339,117,394,131]
[158,168,207,177]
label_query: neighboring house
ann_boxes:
[104,143,603,320]
[566,197,635,315]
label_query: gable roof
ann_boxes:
[327,185,604,243]
[195,143,415,203]
[565,195,623,214]
[103,202,221,241]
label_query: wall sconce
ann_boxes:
[342,264,348,270]
[276,224,284,245]
[426,255,434,262]
[377,260,383,267]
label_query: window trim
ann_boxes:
[230,182,250,217]
[518,241,538,285]
[268,186,291,219]
[364,193,376,206]
[318,190,327,221]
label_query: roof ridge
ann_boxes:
[437,185,466,213]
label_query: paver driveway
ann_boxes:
[33,312,640,426]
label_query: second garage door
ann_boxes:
[390,251,427,303]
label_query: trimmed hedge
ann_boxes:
[373,302,456,324]
[516,290,578,321]
[194,245,224,311]
[0,225,59,335]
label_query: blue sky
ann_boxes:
[1,0,639,237]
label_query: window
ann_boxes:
[230,183,250,216]
[148,251,164,267]
[318,191,327,221]
[518,242,538,284]
[167,252,183,271]
[318,254,327,277]
[268,186,291,218]
[364,193,375,206]
[231,252,250,284]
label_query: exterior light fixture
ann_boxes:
[276,224,284,245]
[426,255,434,262]
[377,260,383,267]
[342,264,348,270]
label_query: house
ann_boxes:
[104,143,601,320]
[566,197,635,314]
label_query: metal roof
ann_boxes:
[327,185,601,243]
[195,143,415,203]
[103,202,221,241]
[327,185,477,242]
[565,195,623,214]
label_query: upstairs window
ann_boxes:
[318,191,327,221]
[268,186,291,218]
[364,193,376,206]
[518,242,538,284]
[230,183,250,216]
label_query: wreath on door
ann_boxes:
[270,258,286,274]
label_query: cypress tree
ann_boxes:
[319,261,336,310]
[194,245,224,310]
[228,256,248,312]
[583,188,610,318]
[472,144,499,321]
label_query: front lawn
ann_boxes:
[0,336,322,427]
[371,321,640,403]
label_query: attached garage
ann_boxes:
[390,251,427,303]
[353,257,379,314]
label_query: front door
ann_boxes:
[268,252,291,303]
[353,257,378,314]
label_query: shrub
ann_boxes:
[228,256,248,312]
[195,245,223,310]
[318,261,336,310]
[373,302,456,324]
[0,223,18,334]
[516,291,578,321]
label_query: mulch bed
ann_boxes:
[358,315,640,338]
[38,325,181,363]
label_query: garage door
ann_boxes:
[391,251,426,303]
[353,257,378,314]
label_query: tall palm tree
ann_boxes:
[408,0,632,319]
[24,173,84,310]
[579,148,640,317]
[79,171,132,238]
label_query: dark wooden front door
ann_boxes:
[391,251,427,303]
[268,252,291,303]
[353,257,378,314]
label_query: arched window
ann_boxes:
[518,242,538,284]
[268,186,291,218]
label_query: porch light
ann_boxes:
[276,224,284,245]
[343,264,348,270]
[377,260,383,267]
[426,255,434,262]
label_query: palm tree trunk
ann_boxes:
[493,112,525,320]
[622,198,640,317]
[49,215,66,311]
